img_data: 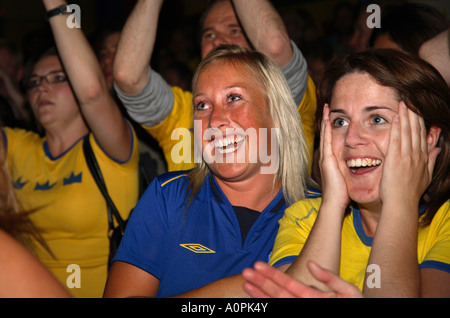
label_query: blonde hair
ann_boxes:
[187,45,313,205]
[0,134,48,251]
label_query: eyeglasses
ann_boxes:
[26,70,68,90]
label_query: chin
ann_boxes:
[210,161,262,182]
[348,187,380,206]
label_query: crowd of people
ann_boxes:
[0,0,449,298]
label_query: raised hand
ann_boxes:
[319,104,350,209]
[242,261,363,298]
[380,101,440,209]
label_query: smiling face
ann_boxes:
[329,72,401,205]
[193,59,275,182]
[200,0,250,59]
[27,55,79,128]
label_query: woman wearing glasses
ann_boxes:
[1,0,139,297]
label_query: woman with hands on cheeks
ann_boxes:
[243,49,450,298]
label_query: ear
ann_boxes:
[427,125,441,152]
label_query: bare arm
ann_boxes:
[419,29,450,87]
[174,274,249,298]
[113,0,163,94]
[104,262,249,298]
[0,230,71,298]
[43,0,131,161]
[103,261,159,298]
[232,0,292,68]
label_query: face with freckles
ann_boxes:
[329,72,401,204]
[193,59,275,182]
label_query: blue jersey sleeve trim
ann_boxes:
[419,260,450,273]
[271,255,298,268]
[1,129,6,152]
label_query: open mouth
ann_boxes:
[346,158,382,174]
[213,135,245,154]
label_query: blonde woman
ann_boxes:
[104,45,318,298]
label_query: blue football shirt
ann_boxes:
[114,170,319,297]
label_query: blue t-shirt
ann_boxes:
[114,170,319,297]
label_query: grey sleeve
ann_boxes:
[113,68,175,127]
[282,40,308,106]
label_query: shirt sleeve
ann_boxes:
[281,41,308,107]
[419,201,450,273]
[269,198,321,268]
[112,177,169,279]
[113,67,175,127]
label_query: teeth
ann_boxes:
[214,135,244,149]
[346,158,381,168]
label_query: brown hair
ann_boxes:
[317,48,450,226]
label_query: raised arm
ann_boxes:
[113,0,163,95]
[419,29,450,87]
[43,0,131,161]
[232,0,292,68]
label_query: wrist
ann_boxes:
[46,4,71,20]
[318,199,347,221]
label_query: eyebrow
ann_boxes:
[202,23,242,34]
[330,105,397,115]
[30,69,65,77]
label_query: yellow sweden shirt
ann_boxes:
[3,126,139,297]
[269,198,450,291]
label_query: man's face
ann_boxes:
[200,0,250,58]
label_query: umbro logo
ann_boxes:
[180,243,215,254]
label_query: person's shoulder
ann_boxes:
[2,127,43,152]
[305,186,321,199]
[287,196,322,217]
[156,169,191,188]
[2,127,41,141]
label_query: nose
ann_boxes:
[212,33,230,49]
[209,105,230,129]
[344,121,367,148]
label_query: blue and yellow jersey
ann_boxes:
[2,125,139,297]
[269,198,450,291]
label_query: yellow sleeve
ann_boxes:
[419,201,450,271]
[144,87,196,172]
[269,198,322,267]
[297,76,317,173]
